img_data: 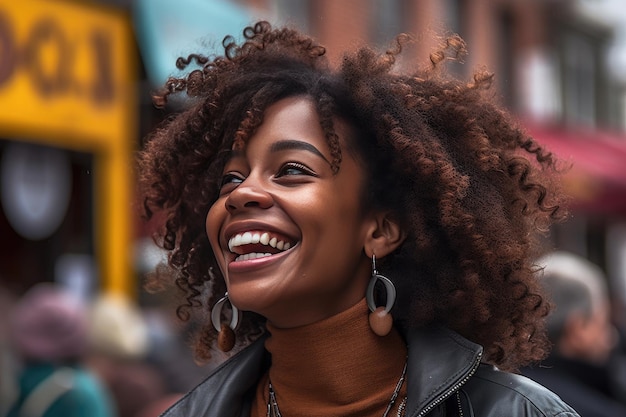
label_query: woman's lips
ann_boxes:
[227,230,297,262]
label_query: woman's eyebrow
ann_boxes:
[220,149,238,163]
[269,139,331,164]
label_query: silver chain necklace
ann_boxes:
[266,360,408,417]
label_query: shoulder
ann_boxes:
[461,364,580,417]
[51,368,116,417]
[67,368,110,398]
[160,337,269,417]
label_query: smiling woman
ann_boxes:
[137,21,581,417]
[206,96,377,331]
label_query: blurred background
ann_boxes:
[1,0,626,415]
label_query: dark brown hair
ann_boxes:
[138,21,566,371]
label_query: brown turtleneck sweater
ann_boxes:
[251,299,408,417]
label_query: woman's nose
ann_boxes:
[225,177,273,213]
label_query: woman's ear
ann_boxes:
[364,212,407,259]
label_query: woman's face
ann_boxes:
[206,96,374,328]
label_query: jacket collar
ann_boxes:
[404,326,483,416]
[160,326,482,417]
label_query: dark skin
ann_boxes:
[138,21,567,371]
[206,96,404,329]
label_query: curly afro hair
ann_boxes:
[137,21,567,371]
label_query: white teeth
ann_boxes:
[227,231,294,255]
[235,252,272,262]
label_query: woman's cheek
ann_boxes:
[206,202,224,256]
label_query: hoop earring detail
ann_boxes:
[211,292,240,352]
[366,255,396,336]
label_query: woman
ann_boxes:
[138,21,579,417]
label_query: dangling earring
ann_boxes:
[366,254,396,336]
[211,292,240,352]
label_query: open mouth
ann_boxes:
[228,231,297,262]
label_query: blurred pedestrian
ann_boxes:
[84,293,170,417]
[3,283,117,417]
[134,393,183,417]
[0,284,18,417]
[523,251,626,417]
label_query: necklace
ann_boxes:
[266,360,408,417]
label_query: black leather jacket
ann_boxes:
[160,326,580,417]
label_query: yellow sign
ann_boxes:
[0,1,134,146]
[0,1,136,296]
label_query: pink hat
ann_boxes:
[10,283,88,362]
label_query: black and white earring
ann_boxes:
[366,255,396,336]
[211,292,240,352]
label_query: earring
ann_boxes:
[366,255,396,336]
[211,292,240,352]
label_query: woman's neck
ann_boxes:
[253,298,407,417]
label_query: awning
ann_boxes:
[133,0,252,89]
[525,122,626,215]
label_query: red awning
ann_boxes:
[524,123,626,215]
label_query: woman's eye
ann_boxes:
[219,173,244,193]
[276,163,316,177]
